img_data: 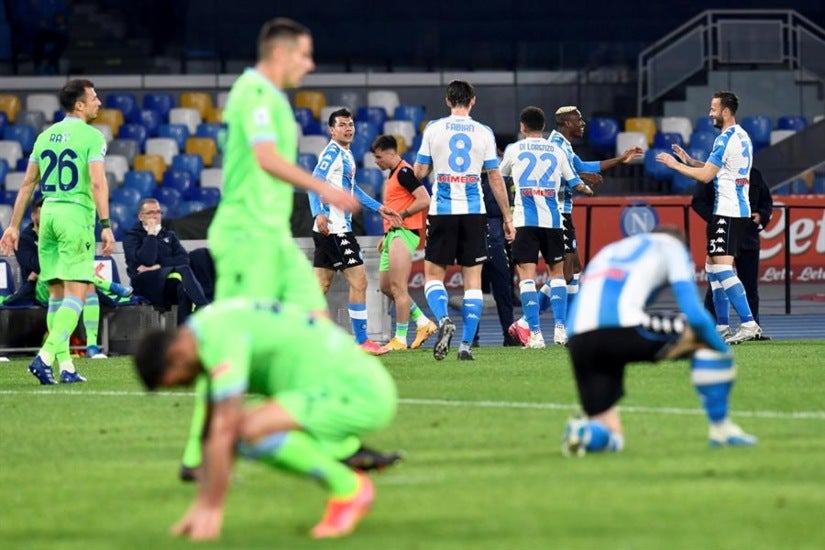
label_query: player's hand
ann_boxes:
[752,213,762,226]
[322,187,360,214]
[576,184,594,196]
[315,214,330,236]
[0,227,19,255]
[579,172,603,186]
[656,151,678,168]
[503,219,515,243]
[100,228,115,256]
[671,144,689,164]
[621,146,644,163]
[378,205,403,228]
[171,502,224,541]
[137,264,161,273]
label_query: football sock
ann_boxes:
[46,298,60,331]
[93,276,112,293]
[410,302,429,327]
[181,376,208,468]
[715,266,754,323]
[239,430,359,497]
[424,280,449,321]
[395,323,408,341]
[691,349,735,423]
[706,264,730,326]
[549,277,568,327]
[41,296,83,368]
[566,273,580,314]
[584,421,624,453]
[348,303,368,344]
[520,279,540,332]
[461,289,483,344]
[538,283,552,314]
[84,291,100,349]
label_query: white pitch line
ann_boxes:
[1,390,823,420]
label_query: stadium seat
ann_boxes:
[2,189,17,205]
[401,150,417,167]
[362,152,383,171]
[216,91,229,109]
[200,167,223,190]
[111,186,142,210]
[92,123,114,144]
[143,92,175,121]
[770,129,796,145]
[294,107,315,130]
[195,123,225,145]
[162,169,195,199]
[153,185,182,214]
[0,93,21,123]
[384,120,416,146]
[180,92,214,119]
[394,105,426,134]
[96,108,124,137]
[157,123,190,151]
[14,157,27,171]
[671,172,697,194]
[299,135,329,158]
[105,92,139,124]
[653,131,685,150]
[790,178,810,194]
[4,171,24,191]
[0,158,8,184]
[193,186,221,207]
[169,107,201,135]
[740,115,772,149]
[18,110,46,132]
[145,137,180,165]
[185,137,218,167]
[354,120,380,146]
[586,117,619,152]
[356,106,388,131]
[687,147,710,163]
[689,130,716,156]
[777,115,807,131]
[107,139,139,165]
[25,94,60,122]
[350,135,371,164]
[615,131,647,162]
[361,211,385,236]
[53,110,65,122]
[659,116,692,144]
[411,133,423,152]
[367,90,400,118]
[104,155,130,185]
[643,148,672,181]
[334,90,363,113]
[392,135,409,155]
[119,123,148,150]
[297,153,317,172]
[171,154,204,183]
[123,170,156,195]
[0,111,5,136]
[176,200,207,218]
[0,257,16,296]
[694,116,718,134]
[108,202,133,229]
[205,107,223,124]
[294,90,327,120]
[138,108,162,137]
[0,139,23,167]
[358,167,385,197]
[3,124,36,154]
[319,105,347,126]
[813,175,825,194]
[134,154,167,182]
[624,117,656,145]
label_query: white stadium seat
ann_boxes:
[615,131,648,163]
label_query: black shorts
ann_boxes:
[425,214,488,267]
[312,231,364,271]
[706,215,750,258]
[567,317,686,416]
[562,213,577,254]
[511,226,565,266]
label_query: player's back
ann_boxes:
[215,69,297,233]
[709,124,752,218]
[33,117,104,211]
[568,233,694,334]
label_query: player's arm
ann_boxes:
[486,168,515,241]
[0,161,40,254]
[671,144,704,168]
[597,147,644,171]
[561,153,591,196]
[655,151,720,184]
[413,161,432,180]
[196,394,243,509]
[397,168,430,219]
[89,160,115,255]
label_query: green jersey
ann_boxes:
[31,116,106,212]
[211,69,298,234]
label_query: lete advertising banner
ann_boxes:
[407,195,825,289]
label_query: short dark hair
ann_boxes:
[713,91,739,115]
[446,80,475,108]
[371,134,397,153]
[133,329,176,391]
[328,107,352,127]
[59,79,95,112]
[258,17,310,60]
[139,198,159,212]
[520,106,546,133]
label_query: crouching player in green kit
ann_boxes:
[133,299,398,541]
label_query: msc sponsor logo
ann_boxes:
[436,173,480,184]
[521,188,556,197]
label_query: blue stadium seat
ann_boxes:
[777,115,807,131]
[108,202,133,228]
[790,178,810,194]
[298,152,317,172]
[402,150,417,166]
[0,158,8,185]
[355,120,380,146]
[587,117,620,152]
[193,186,221,207]
[158,123,190,151]
[143,92,175,122]
[15,157,27,171]
[694,116,719,134]
[740,115,772,149]
[111,187,142,210]
[195,122,225,146]
[349,135,370,166]
[162,169,195,199]
[119,123,148,150]
[153,185,182,214]
[362,211,384,236]
[122,170,156,196]
[394,105,426,133]
[138,108,162,137]
[0,111,6,136]
[671,172,696,194]
[355,106,387,131]
[411,133,423,153]
[0,258,15,297]
[3,124,36,154]
[688,130,716,155]
[171,154,204,183]
[814,176,825,194]
[53,110,65,122]
[358,167,385,197]
[105,92,140,124]
[176,200,207,218]
[643,148,672,181]
[653,131,684,150]
[687,147,710,163]
[294,107,317,133]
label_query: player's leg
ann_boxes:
[42,280,88,383]
[423,215,457,359]
[705,258,731,336]
[510,227,540,346]
[83,283,106,358]
[736,247,761,324]
[341,262,383,353]
[385,231,414,349]
[454,214,489,360]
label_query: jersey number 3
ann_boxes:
[40,149,79,192]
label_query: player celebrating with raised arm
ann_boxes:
[656,91,761,344]
[414,80,515,361]
[0,78,114,385]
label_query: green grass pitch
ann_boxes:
[1,341,824,549]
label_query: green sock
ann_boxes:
[410,302,423,322]
[252,431,359,497]
[46,298,61,331]
[322,436,361,460]
[84,291,100,348]
[42,296,83,366]
[93,276,111,292]
[395,323,408,340]
[181,376,208,468]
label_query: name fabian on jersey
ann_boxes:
[446,122,474,132]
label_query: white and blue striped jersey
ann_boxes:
[547,130,600,215]
[568,233,697,335]
[707,125,752,218]
[500,137,580,228]
[416,115,499,216]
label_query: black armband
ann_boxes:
[100,219,111,229]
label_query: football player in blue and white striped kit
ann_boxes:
[309,108,401,355]
[414,80,515,361]
[561,226,757,457]
[500,106,590,348]
[657,91,761,344]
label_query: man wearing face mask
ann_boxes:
[124,198,210,325]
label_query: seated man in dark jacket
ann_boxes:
[123,198,209,325]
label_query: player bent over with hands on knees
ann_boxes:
[134,299,398,540]
[561,226,756,457]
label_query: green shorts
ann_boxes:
[277,358,398,445]
[38,201,95,283]
[379,227,421,272]
[208,227,326,312]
